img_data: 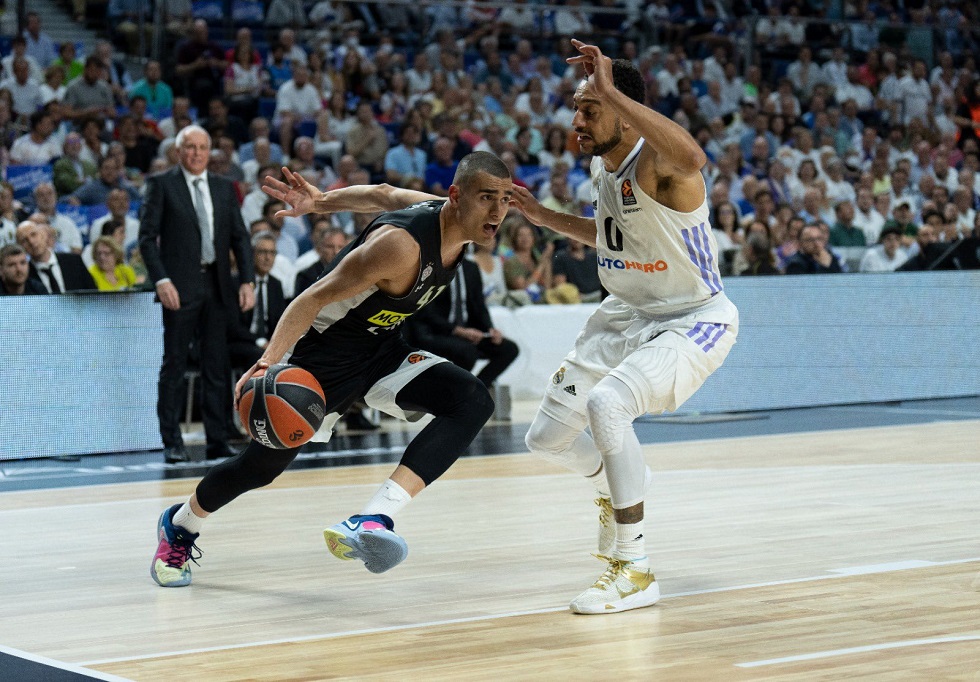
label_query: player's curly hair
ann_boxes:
[612,59,646,105]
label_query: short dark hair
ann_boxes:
[879,225,902,242]
[0,243,25,262]
[612,59,646,104]
[453,151,510,187]
[101,218,126,238]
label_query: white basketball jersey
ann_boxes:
[591,140,734,319]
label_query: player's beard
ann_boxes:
[588,120,624,157]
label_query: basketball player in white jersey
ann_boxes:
[510,40,739,614]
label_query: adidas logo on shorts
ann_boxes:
[563,385,577,396]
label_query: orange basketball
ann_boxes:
[238,364,326,449]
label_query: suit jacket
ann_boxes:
[294,259,327,298]
[241,274,286,338]
[139,167,253,306]
[28,252,97,292]
[410,259,492,340]
[1,277,49,295]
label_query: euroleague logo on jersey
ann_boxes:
[621,180,637,206]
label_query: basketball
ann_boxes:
[238,364,326,449]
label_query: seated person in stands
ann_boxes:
[859,225,908,272]
[740,233,780,276]
[32,182,83,254]
[70,156,140,206]
[294,224,348,296]
[0,243,48,295]
[503,220,554,304]
[469,239,508,306]
[53,133,97,197]
[424,136,459,197]
[829,200,866,247]
[784,224,843,274]
[88,235,138,291]
[16,220,96,292]
[9,109,61,165]
[552,236,603,301]
[408,258,519,389]
[228,231,287,369]
[896,222,939,271]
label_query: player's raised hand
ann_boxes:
[567,39,614,97]
[509,183,546,224]
[261,167,319,218]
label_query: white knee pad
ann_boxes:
[586,378,643,457]
[525,410,601,477]
[586,377,648,509]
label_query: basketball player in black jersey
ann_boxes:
[151,152,512,587]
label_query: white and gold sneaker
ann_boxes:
[569,555,660,615]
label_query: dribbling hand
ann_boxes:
[261,167,319,219]
[235,359,269,407]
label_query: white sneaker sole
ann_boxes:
[323,527,408,574]
[569,581,661,615]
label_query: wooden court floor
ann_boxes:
[2,419,979,680]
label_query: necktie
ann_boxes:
[193,178,215,265]
[38,264,61,293]
[452,274,465,326]
[254,279,268,338]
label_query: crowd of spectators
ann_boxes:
[3,1,980,303]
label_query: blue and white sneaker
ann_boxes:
[323,514,408,574]
[151,504,201,587]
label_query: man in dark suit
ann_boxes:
[0,243,49,295]
[16,220,96,292]
[230,231,286,364]
[294,225,348,296]
[408,258,519,388]
[139,125,255,463]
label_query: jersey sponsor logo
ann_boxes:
[407,353,427,364]
[597,256,668,273]
[621,179,637,206]
[367,309,412,327]
[563,385,577,396]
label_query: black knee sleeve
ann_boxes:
[395,362,495,485]
[195,442,299,512]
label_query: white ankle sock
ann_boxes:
[613,520,646,564]
[360,479,412,518]
[172,503,207,534]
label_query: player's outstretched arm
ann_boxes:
[568,39,706,178]
[510,183,597,246]
[262,167,442,219]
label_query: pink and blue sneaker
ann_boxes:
[323,514,408,574]
[151,504,201,587]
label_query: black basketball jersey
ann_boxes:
[294,201,462,353]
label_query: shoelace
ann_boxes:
[165,533,203,569]
[589,554,628,588]
[595,497,613,528]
